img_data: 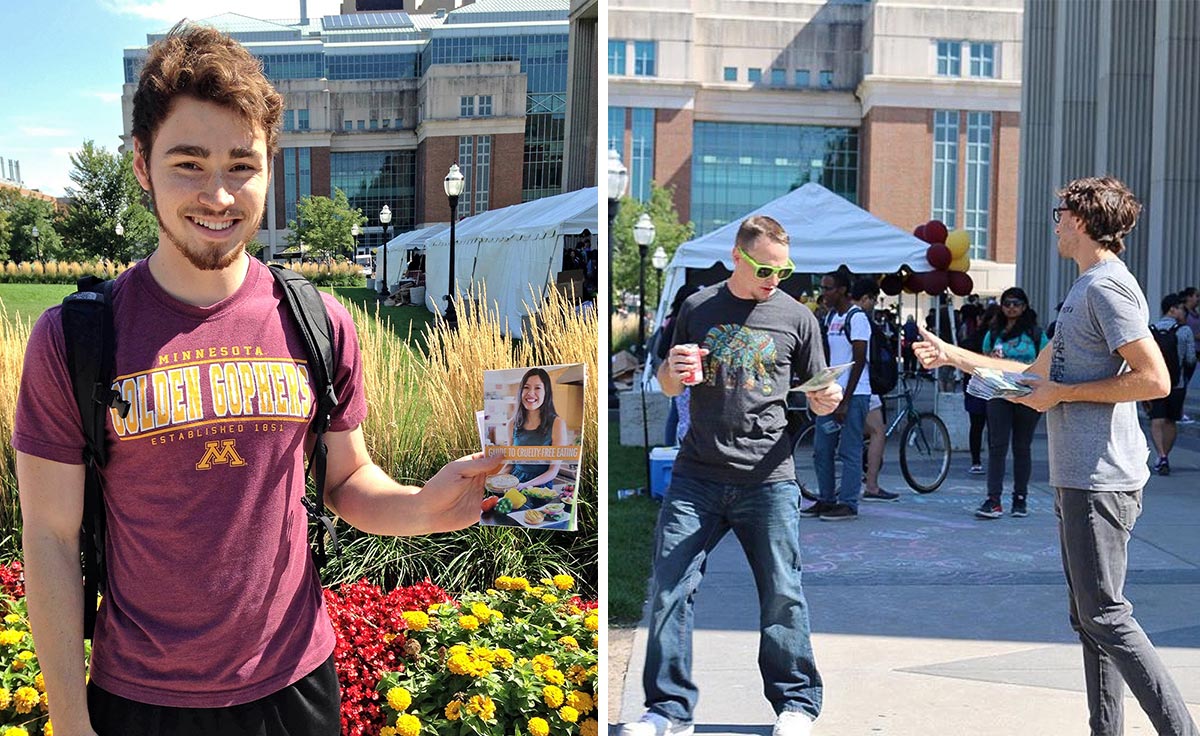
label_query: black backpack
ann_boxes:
[1150,322,1183,388]
[61,265,341,640]
[823,306,899,396]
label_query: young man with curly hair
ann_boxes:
[914,176,1198,735]
[14,24,499,736]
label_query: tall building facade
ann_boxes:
[609,0,1023,292]
[120,0,570,256]
[1018,0,1200,318]
[0,155,22,188]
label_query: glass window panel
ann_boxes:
[819,70,834,88]
[795,69,810,86]
[608,39,626,75]
[936,40,962,76]
[964,111,992,258]
[631,108,655,202]
[331,150,417,243]
[724,67,737,82]
[771,68,786,85]
[969,42,996,78]
[931,110,959,228]
[608,106,625,157]
[633,41,656,77]
[748,68,762,83]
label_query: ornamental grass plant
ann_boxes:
[0,309,31,558]
[0,260,363,287]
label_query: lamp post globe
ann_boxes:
[443,163,465,323]
[379,205,392,298]
[31,225,40,262]
[607,149,629,408]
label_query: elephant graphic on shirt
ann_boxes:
[701,324,778,395]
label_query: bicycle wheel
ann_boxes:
[791,423,820,502]
[899,412,951,493]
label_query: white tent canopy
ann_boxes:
[424,187,598,336]
[372,223,450,292]
[657,183,935,321]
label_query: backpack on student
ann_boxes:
[1149,321,1183,388]
[823,306,899,396]
[61,265,341,640]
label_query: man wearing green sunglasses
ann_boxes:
[621,215,841,736]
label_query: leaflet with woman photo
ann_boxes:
[479,363,585,532]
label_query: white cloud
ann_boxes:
[100,0,344,23]
[85,91,124,104]
[20,127,75,139]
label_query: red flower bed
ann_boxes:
[324,579,454,736]
[0,560,24,598]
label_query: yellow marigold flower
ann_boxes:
[531,654,555,674]
[0,630,22,646]
[473,646,493,661]
[43,722,52,736]
[394,713,421,736]
[447,652,473,675]
[491,610,504,621]
[544,668,566,686]
[466,694,495,720]
[513,577,531,590]
[39,692,48,710]
[592,634,598,649]
[567,690,594,714]
[445,700,463,720]
[553,574,574,590]
[402,610,430,631]
[16,650,33,661]
[11,659,24,671]
[569,605,583,616]
[493,648,515,668]
[470,602,491,620]
[567,665,587,685]
[542,685,564,708]
[494,575,512,589]
[3,614,19,624]
[0,687,11,709]
[486,588,498,596]
[15,686,39,714]
[541,594,558,604]
[581,719,599,736]
[585,614,599,631]
[34,673,45,692]
[380,728,397,736]
[559,635,579,650]
[386,686,412,712]
[4,727,29,736]
[559,705,580,723]
[427,603,442,613]
[470,658,493,678]
[527,717,550,736]
[458,614,479,630]
[448,644,468,657]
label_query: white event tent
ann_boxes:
[423,187,598,337]
[372,223,450,292]
[656,183,935,323]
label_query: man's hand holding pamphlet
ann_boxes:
[966,367,1036,401]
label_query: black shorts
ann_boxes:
[1148,388,1186,422]
[88,654,340,736]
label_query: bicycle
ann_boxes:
[790,372,951,497]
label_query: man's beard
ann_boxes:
[147,181,261,271]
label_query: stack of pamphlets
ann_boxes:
[966,367,1035,400]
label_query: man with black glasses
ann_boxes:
[620,215,841,736]
[915,177,1197,736]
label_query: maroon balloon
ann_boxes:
[926,243,952,270]
[913,224,927,242]
[948,270,974,297]
[880,273,903,296]
[903,271,924,294]
[923,270,949,296]
[924,220,948,244]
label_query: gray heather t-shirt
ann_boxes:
[1047,258,1151,491]
[671,283,825,485]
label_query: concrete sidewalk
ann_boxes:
[611,421,1200,735]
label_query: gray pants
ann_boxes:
[1055,488,1198,736]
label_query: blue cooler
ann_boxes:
[649,447,679,499]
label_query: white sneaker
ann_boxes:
[773,710,815,736]
[618,713,694,736]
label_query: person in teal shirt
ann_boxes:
[975,287,1049,519]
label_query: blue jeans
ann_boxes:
[812,394,870,509]
[1055,488,1198,736]
[642,474,822,724]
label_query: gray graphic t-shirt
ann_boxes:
[1047,258,1151,491]
[671,283,825,484]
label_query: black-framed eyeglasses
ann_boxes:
[1002,299,1026,308]
[1052,207,1070,224]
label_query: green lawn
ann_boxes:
[608,420,661,626]
[0,284,437,350]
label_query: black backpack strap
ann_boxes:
[61,277,129,640]
[268,265,340,570]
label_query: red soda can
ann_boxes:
[679,343,704,386]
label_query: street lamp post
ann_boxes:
[652,245,668,307]
[633,213,656,358]
[350,222,360,262]
[31,225,40,263]
[379,205,392,299]
[443,163,465,325]
[607,149,629,409]
[114,222,124,269]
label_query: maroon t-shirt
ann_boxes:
[13,258,367,707]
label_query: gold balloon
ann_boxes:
[946,230,971,259]
[949,253,971,272]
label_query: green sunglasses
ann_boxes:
[738,246,795,280]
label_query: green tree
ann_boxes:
[611,182,694,313]
[59,140,157,262]
[285,189,366,261]
[0,188,62,263]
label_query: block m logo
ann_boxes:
[196,440,248,470]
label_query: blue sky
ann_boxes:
[0,0,343,198]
